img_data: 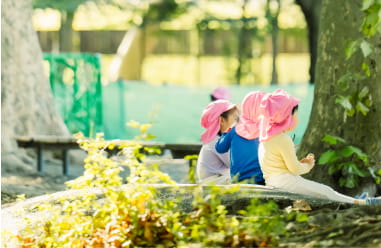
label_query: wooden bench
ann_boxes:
[16,136,81,176]
[162,143,202,159]
[16,136,202,176]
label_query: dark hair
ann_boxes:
[220,106,237,119]
[210,94,218,101]
[218,107,238,135]
[292,104,299,115]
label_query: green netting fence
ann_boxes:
[102,81,314,144]
[43,52,312,143]
[43,53,103,137]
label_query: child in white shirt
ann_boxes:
[197,100,239,184]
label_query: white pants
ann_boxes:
[266,173,356,204]
[199,174,231,185]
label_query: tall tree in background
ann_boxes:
[235,0,252,85]
[294,0,322,84]
[1,0,68,171]
[298,0,381,194]
[266,0,281,85]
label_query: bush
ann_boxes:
[14,132,295,247]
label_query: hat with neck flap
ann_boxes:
[235,91,267,140]
[259,89,299,142]
[200,100,236,144]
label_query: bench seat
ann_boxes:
[15,136,202,176]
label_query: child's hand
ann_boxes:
[300,153,315,169]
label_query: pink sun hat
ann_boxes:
[259,89,300,142]
[211,87,231,101]
[200,100,236,144]
[235,91,268,140]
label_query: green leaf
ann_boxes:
[337,73,351,90]
[378,169,381,175]
[353,72,367,81]
[345,162,354,174]
[360,40,373,57]
[362,62,371,77]
[335,95,353,111]
[340,146,361,157]
[362,0,375,10]
[358,86,369,99]
[364,93,373,107]
[342,162,366,177]
[356,101,370,115]
[339,177,346,187]
[296,214,309,222]
[322,134,346,145]
[352,165,367,177]
[345,41,359,60]
[368,167,378,178]
[345,177,356,188]
[318,150,340,165]
[361,11,379,37]
[355,148,368,164]
[328,230,344,238]
[340,146,368,164]
[140,123,152,133]
[347,108,356,117]
[328,164,339,175]
[375,176,381,184]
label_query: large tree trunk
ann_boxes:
[294,0,321,84]
[298,0,381,194]
[1,0,69,171]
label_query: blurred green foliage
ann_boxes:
[32,0,90,12]
[319,134,381,188]
[12,127,306,247]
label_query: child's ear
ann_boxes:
[219,116,225,124]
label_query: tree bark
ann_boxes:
[1,0,69,171]
[59,11,74,52]
[235,0,250,85]
[298,0,381,194]
[294,0,322,84]
[267,0,280,85]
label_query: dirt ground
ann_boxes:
[1,150,190,204]
[1,150,85,204]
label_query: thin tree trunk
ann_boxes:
[295,0,321,84]
[270,18,278,85]
[298,0,381,194]
[236,0,249,85]
[59,11,74,52]
[1,0,68,171]
[268,0,280,85]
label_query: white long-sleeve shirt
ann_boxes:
[196,136,230,181]
[258,133,311,179]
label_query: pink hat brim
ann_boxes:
[201,101,236,144]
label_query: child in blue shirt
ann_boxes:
[216,91,266,184]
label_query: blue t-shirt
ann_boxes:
[215,127,263,183]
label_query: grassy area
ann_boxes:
[101,53,310,86]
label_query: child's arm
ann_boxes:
[279,135,314,175]
[215,129,233,154]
